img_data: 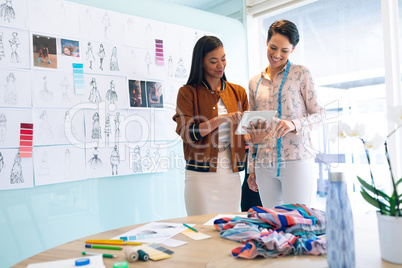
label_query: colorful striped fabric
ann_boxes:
[214,204,326,259]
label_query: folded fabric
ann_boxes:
[214,203,326,259]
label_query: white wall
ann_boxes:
[0,1,248,267]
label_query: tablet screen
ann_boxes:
[235,110,277,135]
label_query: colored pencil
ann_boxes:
[85,239,142,246]
[82,251,117,258]
[85,244,122,250]
[183,223,198,232]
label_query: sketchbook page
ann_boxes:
[0,0,28,29]
[85,141,132,178]
[79,5,124,44]
[85,144,130,179]
[0,68,31,108]
[123,47,164,80]
[127,141,167,174]
[112,222,188,243]
[0,27,29,68]
[33,108,85,146]
[124,16,162,50]
[81,40,126,76]
[0,148,33,190]
[83,74,128,110]
[28,0,80,37]
[31,69,84,108]
[33,144,86,186]
[0,108,32,148]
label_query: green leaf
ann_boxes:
[389,194,396,215]
[357,176,391,201]
[360,189,389,213]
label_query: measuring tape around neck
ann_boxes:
[253,61,291,177]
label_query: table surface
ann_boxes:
[13,212,401,268]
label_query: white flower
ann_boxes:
[339,121,352,138]
[390,105,402,126]
[328,121,352,143]
[364,134,384,151]
[350,123,366,138]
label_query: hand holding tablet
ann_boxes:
[235,110,277,135]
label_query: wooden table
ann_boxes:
[13,212,400,267]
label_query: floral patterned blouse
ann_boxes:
[248,62,325,173]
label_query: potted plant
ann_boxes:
[329,106,402,264]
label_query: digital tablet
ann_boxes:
[235,110,277,135]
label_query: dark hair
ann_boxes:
[186,36,227,86]
[268,20,299,47]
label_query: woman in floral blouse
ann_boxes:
[246,20,325,208]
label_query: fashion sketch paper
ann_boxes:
[0,147,33,190]
[0,68,31,108]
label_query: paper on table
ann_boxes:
[27,254,105,268]
[203,214,247,226]
[161,238,188,247]
[181,228,211,240]
[112,222,188,243]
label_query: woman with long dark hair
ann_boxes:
[173,36,248,216]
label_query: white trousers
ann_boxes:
[184,148,241,216]
[255,159,316,209]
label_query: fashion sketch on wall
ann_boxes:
[110,46,119,71]
[38,110,54,140]
[0,113,6,143]
[9,31,20,63]
[97,43,105,70]
[86,42,95,70]
[0,28,28,68]
[0,68,32,108]
[0,31,4,60]
[38,150,50,176]
[110,144,119,175]
[0,0,27,30]
[88,77,102,103]
[60,76,71,103]
[10,153,23,184]
[39,76,54,102]
[0,0,15,23]
[102,12,111,39]
[88,146,102,169]
[175,57,187,78]
[0,151,4,173]
[91,111,102,140]
[105,80,118,104]
[3,72,16,104]
[131,145,142,173]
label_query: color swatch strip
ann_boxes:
[139,244,173,261]
[120,233,170,241]
[19,123,33,158]
[155,39,164,66]
[72,63,85,94]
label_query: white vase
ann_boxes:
[377,212,402,264]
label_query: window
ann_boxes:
[248,0,402,206]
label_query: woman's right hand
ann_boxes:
[247,173,258,192]
[243,119,270,144]
[222,111,242,124]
